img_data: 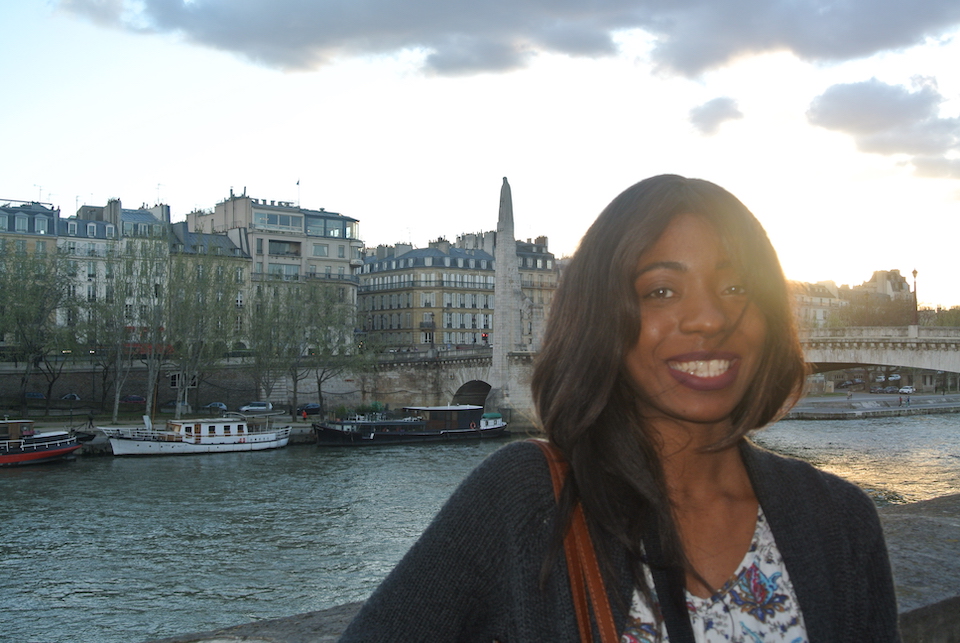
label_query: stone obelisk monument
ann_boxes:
[489,177,524,416]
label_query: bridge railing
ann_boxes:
[800,326,960,341]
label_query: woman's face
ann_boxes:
[623,213,767,430]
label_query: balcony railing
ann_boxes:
[251,272,359,285]
[359,279,494,293]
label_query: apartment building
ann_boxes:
[0,200,59,254]
[186,190,363,305]
[358,233,559,350]
[789,280,846,328]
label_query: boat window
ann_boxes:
[185,426,193,434]
[238,425,245,433]
[208,426,216,435]
[224,426,231,435]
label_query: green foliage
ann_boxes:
[830,297,916,327]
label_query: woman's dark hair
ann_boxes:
[531,174,806,598]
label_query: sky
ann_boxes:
[3,0,959,307]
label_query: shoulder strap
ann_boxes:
[531,439,618,643]
[643,517,697,643]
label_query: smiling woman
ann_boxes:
[338,176,900,642]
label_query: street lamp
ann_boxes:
[912,269,918,326]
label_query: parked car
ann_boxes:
[899,386,916,394]
[120,394,146,403]
[883,386,900,394]
[296,403,321,416]
[888,374,901,381]
[202,402,228,412]
[60,393,81,401]
[239,401,273,413]
[836,381,853,389]
[160,400,191,414]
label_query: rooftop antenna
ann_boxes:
[156,183,163,205]
[296,178,301,207]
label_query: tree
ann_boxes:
[246,279,290,404]
[829,296,915,327]
[0,244,72,414]
[163,246,238,418]
[124,237,170,416]
[305,282,375,419]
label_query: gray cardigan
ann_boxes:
[340,439,900,642]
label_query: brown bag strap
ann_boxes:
[532,440,618,643]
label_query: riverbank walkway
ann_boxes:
[786,392,960,419]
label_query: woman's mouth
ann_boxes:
[669,358,732,378]
[667,353,741,391]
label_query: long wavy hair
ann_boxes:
[531,174,807,599]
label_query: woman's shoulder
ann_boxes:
[462,439,554,491]
[441,439,556,513]
[741,438,879,522]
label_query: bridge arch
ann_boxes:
[452,380,492,406]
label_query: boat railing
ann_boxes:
[1,434,77,452]
[104,425,291,440]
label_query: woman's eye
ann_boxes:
[724,284,748,296]
[644,287,675,299]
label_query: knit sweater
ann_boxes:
[339,439,900,642]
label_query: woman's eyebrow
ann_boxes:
[635,260,686,278]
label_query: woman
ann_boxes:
[339,175,899,642]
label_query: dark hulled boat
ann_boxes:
[313,405,508,445]
[0,419,82,466]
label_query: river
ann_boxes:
[2,414,959,643]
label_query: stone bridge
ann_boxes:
[351,327,960,428]
[342,347,539,430]
[800,326,960,374]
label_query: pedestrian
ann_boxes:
[339,174,899,642]
[899,396,903,407]
[301,409,307,421]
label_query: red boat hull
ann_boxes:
[0,443,82,466]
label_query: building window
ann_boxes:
[254,211,303,232]
[35,218,48,234]
[35,240,46,253]
[268,240,300,256]
[86,223,96,236]
[16,216,28,232]
[313,243,328,257]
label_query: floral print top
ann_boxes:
[621,508,808,643]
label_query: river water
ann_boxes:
[2,414,959,643]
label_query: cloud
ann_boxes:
[58,0,960,76]
[689,97,743,135]
[807,77,960,178]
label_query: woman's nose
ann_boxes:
[678,292,729,335]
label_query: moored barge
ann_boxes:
[313,405,508,445]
